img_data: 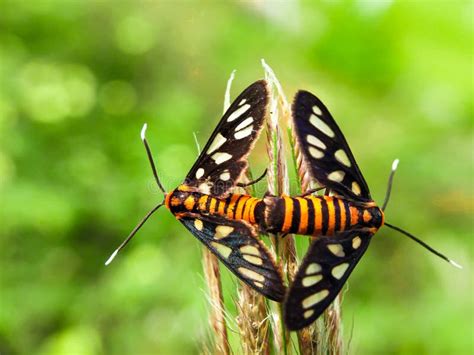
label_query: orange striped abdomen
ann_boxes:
[194,193,262,225]
[265,195,363,236]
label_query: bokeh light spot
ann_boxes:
[115,14,156,55]
[39,326,102,355]
[62,64,96,117]
[18,62,68,122]
[99,80,137,115]
[18,61,96,123]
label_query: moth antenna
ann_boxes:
[382,158,399,211]
[140,123,147,141]
[141,123,166,193]
[224,69,236,112]
[385,222,462,269]
[192,131,201,154]
[104,249,118,266]
[105,202,164,266]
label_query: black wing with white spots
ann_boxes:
[292,91,371,202]
[284,230,373,330]
[185,80,268,198]
[177,212,285,302]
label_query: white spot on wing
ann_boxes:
[309,114,335,137]
[327,170,345,182]
[238,267,265,282]
[335,149,351,167]
[307,134,326,150]
[240,245,260,256]
[304,309,314,319]
[243,255,263,265]
[194,219,204,231]
[312,105,323,116]
[302,290,329,308]
[352,236,362,249]
[235,117,254,131]
[302,274,323,287]
[309,146,324,159]
[313,105,323,116]
[195,168,205,179]
[352,181,361,195]
[220,171,231,181]
[207,133,227,154]
[327,244,345,257]
[215,225,234,239]
[212,152,232,164]
[253,281,264,288]
[331,263,349,279]
[239,99,247,106]
[234,125,253,139]
[211,242,232,258]
[306,263,322,274]
[227,104,251,122]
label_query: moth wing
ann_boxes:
[178,212,285,302]
[284,230,373,330]
[292,91,371,201]
[184,81,268,197]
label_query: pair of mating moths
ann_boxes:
[107,80,460,330]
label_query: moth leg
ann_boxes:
[237,168,268,187]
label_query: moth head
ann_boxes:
[368,206,384,230]
[164,186,196,214]
[164,192,172,210]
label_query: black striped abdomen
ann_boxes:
[269,196,358,236]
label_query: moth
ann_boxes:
[106,80,287,302]
[282,90,461,330]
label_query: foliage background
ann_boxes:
[0,1,472,354]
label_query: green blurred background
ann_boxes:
[1,1,472,354]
